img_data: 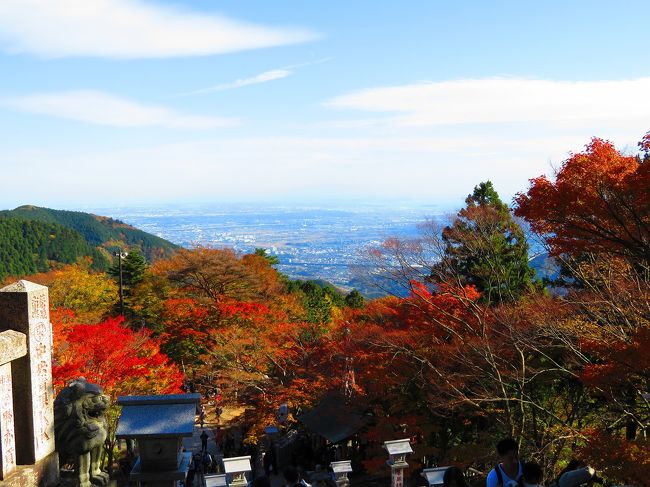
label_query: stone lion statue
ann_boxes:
[54,377,110,487]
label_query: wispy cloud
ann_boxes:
[0,0,317,59]
[3,77,647,206]
[3,90,238,129]
[326,77,650,127]
[176,57,333,97]
[178,69,292,96]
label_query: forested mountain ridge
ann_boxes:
[0,205,179,260]
[0,218,108,280]
[0,205,179,281]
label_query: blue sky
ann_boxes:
[1,0,649,209]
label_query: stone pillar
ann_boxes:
[0,330,27,480]
[391,463,406,487]
[0,281,55,465]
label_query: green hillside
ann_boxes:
[0,218,109,280]
[0,205,179,261]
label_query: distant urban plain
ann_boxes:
[87,203,447,296]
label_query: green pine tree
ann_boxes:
[109,248,148,293]
[345,289,365,308]
[440,181,535,304]
[254,247,279,266]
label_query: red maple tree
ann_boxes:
[515,134,650,265]
[52,313,183,397]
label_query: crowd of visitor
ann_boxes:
[481,438,602,487]
[181,394,606,487]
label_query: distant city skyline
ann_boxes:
[1,0,649,208]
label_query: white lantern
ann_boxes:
[422,467,449,487]
[330,460,353,487]
[222,455,252,487]
[383,438,413,467]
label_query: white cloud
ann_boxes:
[177,69,292,96]
[2,76,648,207]
[326,77,650,127]
[175,58,332,96]
[316,77,649,200]
[3,90,237,128]
[0,0,316,58]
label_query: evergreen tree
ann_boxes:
[109,248,148,293]
[122,250,148,287]
[439,181,535,304]
[285,280,345,323]
[345,289,365,308]
[254,247,279,266]
[109,248,149,321]
[299,281,334,324]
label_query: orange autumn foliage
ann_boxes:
[514,132,650,475]
[346,284,486,410]
[515,135,650,265]
[578,429,650,485]
[152,246,269,301]
[579,326,650,393]
[161,297,210,341]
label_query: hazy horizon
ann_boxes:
[2,197,464,216]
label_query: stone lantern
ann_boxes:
[222,455,252,487]
[116,393,200,487]
[384,438,412,487]
[422,467,449,487]
[330,460,353,487]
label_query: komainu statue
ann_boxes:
[54,377,111,487]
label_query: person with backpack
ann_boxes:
[486,438,523,487]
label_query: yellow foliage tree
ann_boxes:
[27,259,118,322]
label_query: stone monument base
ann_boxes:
[59,470,117,487]
[129,451,192,486]
[0,452,59,487]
